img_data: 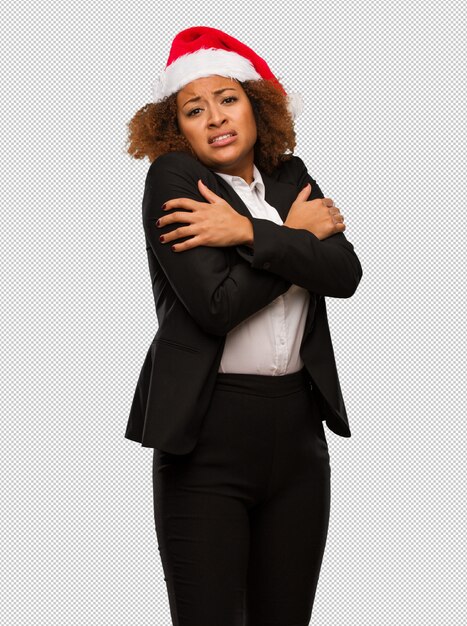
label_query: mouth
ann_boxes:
[208,131,237,146]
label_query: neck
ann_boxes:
[216,162,254,185]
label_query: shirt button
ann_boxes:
[263,261,271,269]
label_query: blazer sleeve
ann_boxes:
[234,156,363,298]
[143,151,291,336]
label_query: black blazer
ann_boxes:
[125,151,363,453]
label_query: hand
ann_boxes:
[284,183,346,240]
[156,180,253,251]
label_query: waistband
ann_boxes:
[214,366,312,398]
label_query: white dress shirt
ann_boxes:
[214,164,311,375]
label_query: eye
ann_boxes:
[186,96,238,117]
[187,107,201,117]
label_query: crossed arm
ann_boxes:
[143,151,363,336]
[234,156,363,297]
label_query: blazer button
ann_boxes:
[263,261,271,269]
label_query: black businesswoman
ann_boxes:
[124,26,363,626]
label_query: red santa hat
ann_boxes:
[151,26,303,119]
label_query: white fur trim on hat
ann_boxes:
[286,92,303,120]
[152,47,262,102]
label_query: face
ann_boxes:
[176,75,258,183]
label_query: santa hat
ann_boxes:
[151,26,303,119]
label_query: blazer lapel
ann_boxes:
[261,169,297,222]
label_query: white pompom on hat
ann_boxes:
[151,26,303,120]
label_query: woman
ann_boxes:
[125,26,362,626]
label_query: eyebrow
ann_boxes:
[182,87,238,109]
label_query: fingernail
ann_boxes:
[161,203,166,210]
[156,219,160,227]
[159,235,165,243]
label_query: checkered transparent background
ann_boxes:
[2,0,466,624]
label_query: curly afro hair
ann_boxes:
[125,79,297,175]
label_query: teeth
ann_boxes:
[212,133,234,143]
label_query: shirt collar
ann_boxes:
[214,164,265,200]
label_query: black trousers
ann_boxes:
[152,366,331,626]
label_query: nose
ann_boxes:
[207,103,227,127]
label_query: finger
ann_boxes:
[163,198,203,212]
[329,208,344,221]
[157,211,194,228]
[159,225,195,245]
[296,182,312,199]
[323,197,335,207]
[171,234,204,252]
[198,179,220,204]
